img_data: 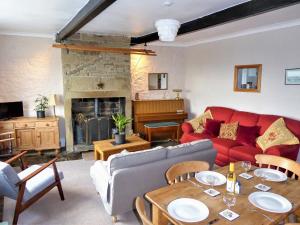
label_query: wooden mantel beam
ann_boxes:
[52,43,157,56]
[56,0,117,42]
[131,0,300,45]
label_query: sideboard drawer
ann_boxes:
[35,121,58,128]
[15,122,35,128]
[0,123,14,130]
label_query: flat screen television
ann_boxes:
[0,101,24,120]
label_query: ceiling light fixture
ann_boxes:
[155,1,180,42]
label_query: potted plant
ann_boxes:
[112,113,132,145]
[34,95,49,118]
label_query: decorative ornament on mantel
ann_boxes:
[155,0,181,42]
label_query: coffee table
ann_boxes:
[93,135,151,160]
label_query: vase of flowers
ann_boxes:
[34,95,49,118]
[112,113,132,145]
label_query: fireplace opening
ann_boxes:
[71,97,126,151]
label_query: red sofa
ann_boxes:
[181,106,300,166]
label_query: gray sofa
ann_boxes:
[90,139,217,219]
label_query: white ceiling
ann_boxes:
[0,0,88,37]
[0,0,300,46]
[80,0,249,36]
[155,3,300,47]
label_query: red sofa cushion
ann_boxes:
[203,119,223,137]
[257,114,280,135]
[205,106,234,123]
[211,138,242,156]
[230,111,259,126]
[229,146,263,164]
[265,144,300,160]
[236,125,260,147]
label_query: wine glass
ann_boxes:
[241,161,251,174]
[206,175,217,193]
[223,192,236,217]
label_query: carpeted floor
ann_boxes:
[3,159,141,225]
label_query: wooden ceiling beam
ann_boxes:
[131,0,300,45]
[55,0,117,42]
[52,43,157,56]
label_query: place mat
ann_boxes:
[239,173,253,180]
[203,189,220,197]
[255,183,271,192]
[219,209,239,221]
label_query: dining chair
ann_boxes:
[166,160,210,185]
[255,154,300,223]
[135,196,153,225]
[0,151,64,225]
[255,154,300,179]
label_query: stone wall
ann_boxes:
[131,45,186,100]
[61,33,132,152]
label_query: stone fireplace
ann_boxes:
[61,34,132,152]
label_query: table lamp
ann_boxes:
[48,94,57,117]
[173,89,182,100]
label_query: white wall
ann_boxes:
[184,25,300,120]
[131,46,185,100]
[0,35,65,145]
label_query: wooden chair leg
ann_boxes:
[112,215,117,223]
[57,181,65,201]
[13,211,20,225]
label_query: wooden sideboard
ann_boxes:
[132,99,188,136]
[0,117,60,154]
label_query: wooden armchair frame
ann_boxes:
[5,151,65,225]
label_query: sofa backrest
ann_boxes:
[107,146,167,176]
[166,139,213,158]
[206,106,300,139]
[205,106,234,123]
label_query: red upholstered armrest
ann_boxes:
[182,122,194,134]
[265,144,300,161]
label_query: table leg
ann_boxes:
[94,149,100,160]
[152,204,169,225]
[148,129,152,143]
[176,126,180,143]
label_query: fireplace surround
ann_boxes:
[61,34,132,152]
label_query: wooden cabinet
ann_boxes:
[0,117,60,154]
[16,128,35,150]
[35,128,59,150]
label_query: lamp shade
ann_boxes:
[155,19,180,42]
[48,94,57,106]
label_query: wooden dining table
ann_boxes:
[145,162,300,225]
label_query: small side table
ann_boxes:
[93,135,151,161]
[144,122,180,143]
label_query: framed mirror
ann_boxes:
[148,73,168,90]
[234,64,262,92]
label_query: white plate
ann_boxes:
[248,192,292,213]
[254,168,287,182]
[195,171,227,186]
[167,198,209,223]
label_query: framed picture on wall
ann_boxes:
[285,68,300,85]
[233,64,262,93]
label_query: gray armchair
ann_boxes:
[0,151,64,225]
